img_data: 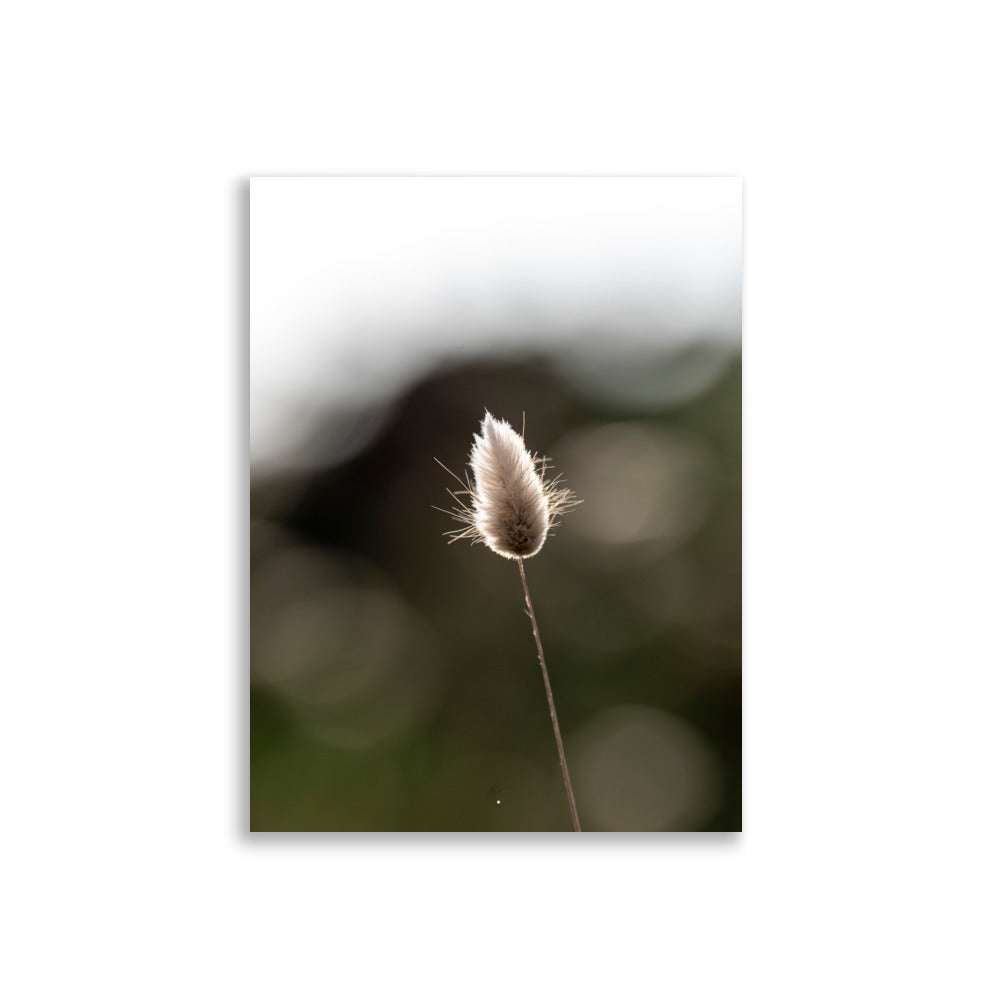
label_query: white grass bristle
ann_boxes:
[437,411,579,559]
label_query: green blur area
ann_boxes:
[250,348,741,832]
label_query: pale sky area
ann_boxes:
[250,177,742,469]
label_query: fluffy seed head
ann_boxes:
[437,411,579,559]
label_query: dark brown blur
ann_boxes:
[250,343,741,831]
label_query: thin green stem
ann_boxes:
[517,557,582,833]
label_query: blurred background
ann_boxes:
[249,178,741,831]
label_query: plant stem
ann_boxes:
[517,557,582,833]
